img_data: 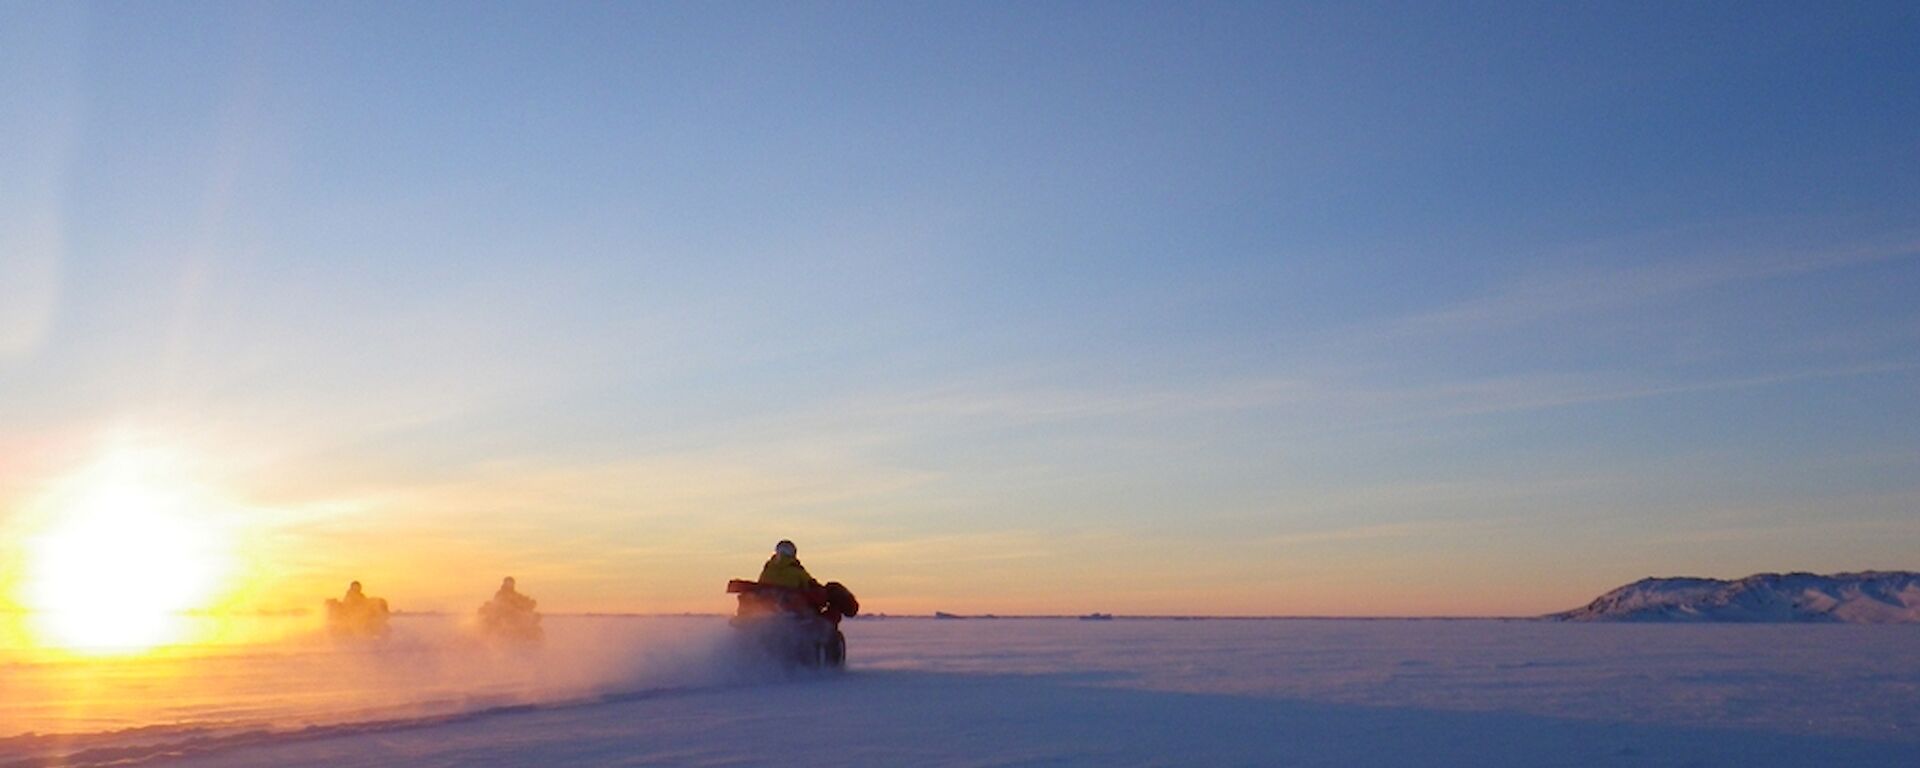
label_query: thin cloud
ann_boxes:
[1375,238,1920,342]
[1258,519,1493,548]
[1419,361,1920,421]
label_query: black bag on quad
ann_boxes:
[727,579,856,668]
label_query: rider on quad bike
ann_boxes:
[476,576,544,643]
[326,580,391,639]
[728,540,858,667]
[758,540,814,589]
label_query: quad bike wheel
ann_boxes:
[825,629,847,668]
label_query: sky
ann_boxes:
[1,2,1917,619]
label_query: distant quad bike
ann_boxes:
[325,596,391,639]
[477,601,544,644]
[727,579,858,668]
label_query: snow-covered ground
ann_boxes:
[4,615,1917,766]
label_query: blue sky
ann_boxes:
[2,2,1917,615]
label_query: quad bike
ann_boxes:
[325,596,391,639]
[727,579,858,668]
[476,599,544,643]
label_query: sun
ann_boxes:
[19,446,236,654]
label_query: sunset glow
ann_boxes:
[1,4,1916,766]
[18,446,236,654]
[0,2,1914,626]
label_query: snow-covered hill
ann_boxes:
[1552,571,1920,623]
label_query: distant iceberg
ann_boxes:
[1551,571,1920,623]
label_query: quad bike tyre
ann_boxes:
[824,630,847,668]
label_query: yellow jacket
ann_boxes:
[758,554,815,589]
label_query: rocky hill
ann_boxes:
[1551,571,1920,623]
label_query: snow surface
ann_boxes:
[4,615,1919,767]
[1553,571,1920,623]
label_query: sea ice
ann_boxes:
[3,616,1915,766]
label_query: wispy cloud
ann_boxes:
[0,224,63,365]
[1385,360,1920,423]
[0,7,79,367]
[1257,519,1500,548]
[1370,236,1920,342]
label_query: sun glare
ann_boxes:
[19,446,236,655]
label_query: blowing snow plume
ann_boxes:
[472,576,544,644]
[0,614,807,768]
